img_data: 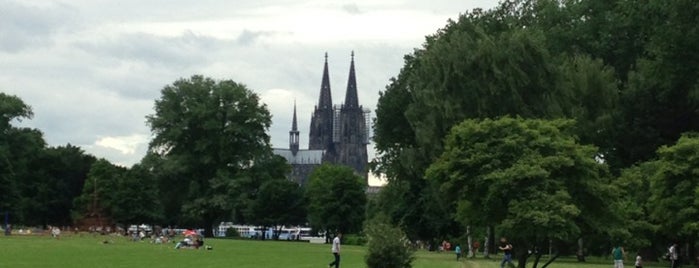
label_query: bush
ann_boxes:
[343,234,367,246]
[225,227,240,238]
[365,216,415,268]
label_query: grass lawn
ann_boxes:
[0,234,674,268]
[0,234,462,268]
[463,255,672,268]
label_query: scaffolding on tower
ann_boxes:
[363,108,371,144]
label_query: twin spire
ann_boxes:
[344,51,359,108]
[317,51,359,110]
[291,51,359,156]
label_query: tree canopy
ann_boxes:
[146,75,273,237]
[426,117,619,267]
[306,164,366,234]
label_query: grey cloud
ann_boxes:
[236,30,278,46]
[0,0,501,168]
[72,31,231,100]
[0,1,80,52]
[75,31,224,68]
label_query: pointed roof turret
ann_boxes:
[291,100,299,131]
[290,101,300,155]
[317,52,332,109]
[344,51,359,108]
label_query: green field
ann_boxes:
[0,234,671,268]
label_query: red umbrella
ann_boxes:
[183,229,197,236]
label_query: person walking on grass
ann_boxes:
[499,237,513,268]
[455,244,462,261]
[328,232,342,268]
[669,242,679,268]
[635,253,643,268]
[612,244,625,268]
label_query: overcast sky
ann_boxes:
[1,0,498,185]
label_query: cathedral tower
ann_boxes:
[336,51,369,180]
[309,53,337,161]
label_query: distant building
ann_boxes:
[274,52,370,186]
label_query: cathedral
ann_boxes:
[273,52,370,186]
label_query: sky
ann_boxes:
[0,0,499,185]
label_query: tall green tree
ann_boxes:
[647,133,699,258]
[306,164,366,235]
[0,92,45,224]
[613,0,699,168]
[373,5,618,243]
[426,117,619,268]
[147,75,272,237]
[20,144,95,226]
[613,161,658,252]
[109,163,164,224]
[72,159,125,225]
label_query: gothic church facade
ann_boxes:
[273,52,369,186]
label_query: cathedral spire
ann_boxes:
[344,51,359,108]
[292,100,298,131]
[290,101,300,155]
[318,52,332,109]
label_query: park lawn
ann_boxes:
[0,234,461,268]
[0,235,673,268]
[463,255,671,268]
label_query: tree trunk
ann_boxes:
[533,252,543,268]
[541,252,560,268]
[467,225,474,258]
[517,251,529,268]
[484,226,491,258]
[203,217,214,238]
[577,237,586,262]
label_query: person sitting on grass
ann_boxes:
[175,236,193,249]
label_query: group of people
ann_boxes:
[322,233,687,268]
[445,237,511,266]
[458,238,683,268]
[613,242,686,268]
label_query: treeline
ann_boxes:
[368,0,699,267]
[0,76,367,239]
[1,94,95,227]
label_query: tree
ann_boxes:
[0,92,32,130]
[426,117,619,268]
[613,162,658,254]
[7,127,46,225]
[20,144,95,226]
[648,134,699,259]
[613,0,699,169]
[306,164,366,235]
[146,75,272,237]
[372,6,619,244]
[0,93,54,225]
[72,159,125,226]
[248,179,306,239]
[235,154,291,225]
[109,163,164,224]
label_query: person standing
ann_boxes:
[669,242,679,268]
[635,253,643,268]
[499,237,513,268]
[612,244,625,268]
[328,232,342,268]
[455,244,462,261]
